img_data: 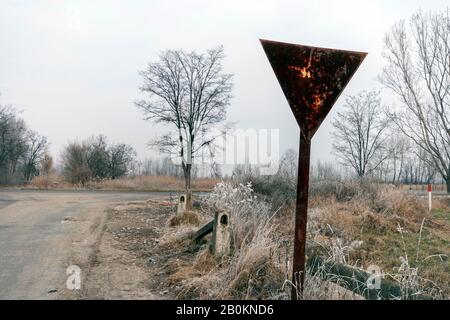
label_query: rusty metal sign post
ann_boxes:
[260,39,367,299]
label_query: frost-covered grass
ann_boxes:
[157,181,449,299]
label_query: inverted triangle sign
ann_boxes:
[260,39,367,138]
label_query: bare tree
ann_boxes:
[277,148,298,189]
[86,135,110,179]
[40,153,53,176]
[332,90,391,178]
[402,146,438,185]
[61,141,91,184]
[139,156,183,177]
[62,136,136,183]
[0,101,49,183]
[389,135,409,185]
[22,132,48,181]
[136,47,233,209]
[0,105,27,182]
[379,10,450,192]
[108,143,136,179]
[376,132,410,184]
[312,160,342,182]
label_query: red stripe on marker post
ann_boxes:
[428,184,432,212]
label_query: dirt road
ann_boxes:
[0,190,168,300]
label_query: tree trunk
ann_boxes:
[446,168,450,194]
[184,163,193,211]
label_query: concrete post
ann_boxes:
[210,210,230,257]
[177,194,186,216]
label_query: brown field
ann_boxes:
[23,174,219,192]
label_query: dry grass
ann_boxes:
[193,249,217,273]
[25,174,219,191]
[156,182,364,300]
[155,181,449,300]
[305,183,449,298]
[26,174,70,189]
[147,182,290,299]
[374,185,428,219]
[168,211,200,227]
[93,179,448,300]
[86,176,218,191]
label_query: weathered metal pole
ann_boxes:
[291,133,311,299]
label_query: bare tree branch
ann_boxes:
[379,9,450,192]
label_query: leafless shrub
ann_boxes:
[61,135,136,184]
[207,182,272,252]
[373,185,427,218]
[310,179,379,202]
[332,90,391,178]
[61,142,91,184]
[39,153,54,176]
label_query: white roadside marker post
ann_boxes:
[428,184,432,212]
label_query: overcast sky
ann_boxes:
[0,0,448,170]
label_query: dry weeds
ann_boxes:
[81,180,448,300]
[25,174,218,191]
[168,211,200,227]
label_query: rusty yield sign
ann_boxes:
[260,39,367,299]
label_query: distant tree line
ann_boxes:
[132,156,220,179]
[332,87,450,189]
[137,156,183,177]
[61,135,136,184]
[0,96,217,186]
[0,103,49,184]
[330,90,444,186]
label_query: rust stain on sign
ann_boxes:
[260,39,367,138]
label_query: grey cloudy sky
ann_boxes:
[0,0,448,168]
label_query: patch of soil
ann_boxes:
[77,198,206,299]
